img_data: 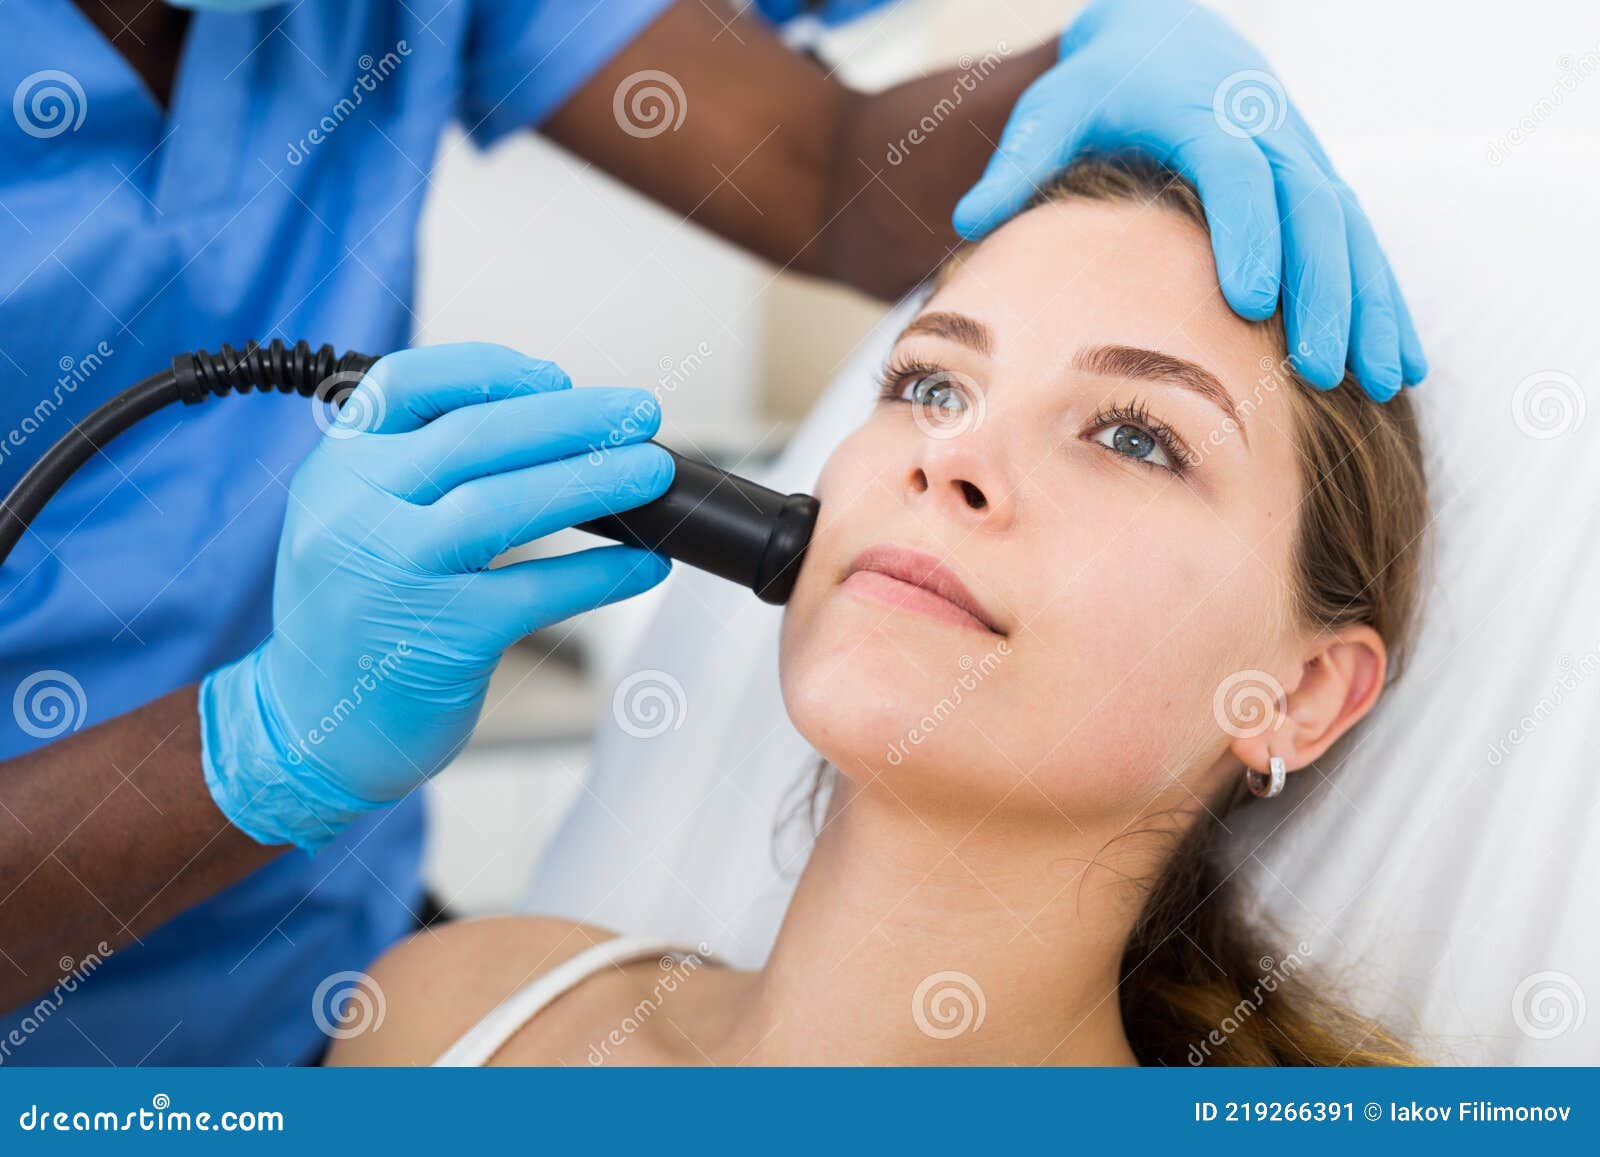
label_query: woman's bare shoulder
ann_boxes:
[325,914,621,1067]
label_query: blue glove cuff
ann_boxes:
[198,644,378,854]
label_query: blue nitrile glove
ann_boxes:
[199,343,675,853]
[953,0,1425,400]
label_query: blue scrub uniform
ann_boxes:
[0,0,672,1066]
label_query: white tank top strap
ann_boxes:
[432,935,699,1067]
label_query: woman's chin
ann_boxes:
[782,663,910,766]
[781,660,1011,799]
[780,591,1030,800]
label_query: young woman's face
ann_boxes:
[780,197,1313,823]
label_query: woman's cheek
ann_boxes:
[1005,538,1246,804]
[996,644,1203,810]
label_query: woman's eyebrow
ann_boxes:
[898,310,994,357]
[1074,343,1248,445]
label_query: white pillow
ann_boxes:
[1220,135,1600,1065]
[526,135,1600,1064]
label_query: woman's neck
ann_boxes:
[716,775,1149,1066]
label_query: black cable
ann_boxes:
[0,340,818,604]
[169,339,378,404]
[0,341,374,568]
[0,369,179,566]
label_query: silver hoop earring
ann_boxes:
[1246,754,1286,799]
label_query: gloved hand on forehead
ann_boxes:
[199,343,675,854]
[954,0,1426,401]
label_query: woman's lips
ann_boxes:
[841,544,1004,636]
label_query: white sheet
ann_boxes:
[527,30,1600,1064]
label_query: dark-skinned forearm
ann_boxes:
[542,1,842,279]
[540,1,1054,301]
[0,685,281,1012]
[815,40,1057,298]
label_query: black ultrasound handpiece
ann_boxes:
[0,339,821,604]
[577,446,819,605]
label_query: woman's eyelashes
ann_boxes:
[876,354,1193,479]
[1085,399,1192,476]
[875,355,976,419]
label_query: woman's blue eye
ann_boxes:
[903,374,968,414]
[1093,422,1174,470]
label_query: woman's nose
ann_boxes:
[905,437,1015,530]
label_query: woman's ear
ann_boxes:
[1230,625,1388,777]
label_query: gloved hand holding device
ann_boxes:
[954,0,1426,400]
[198,343,675,853]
